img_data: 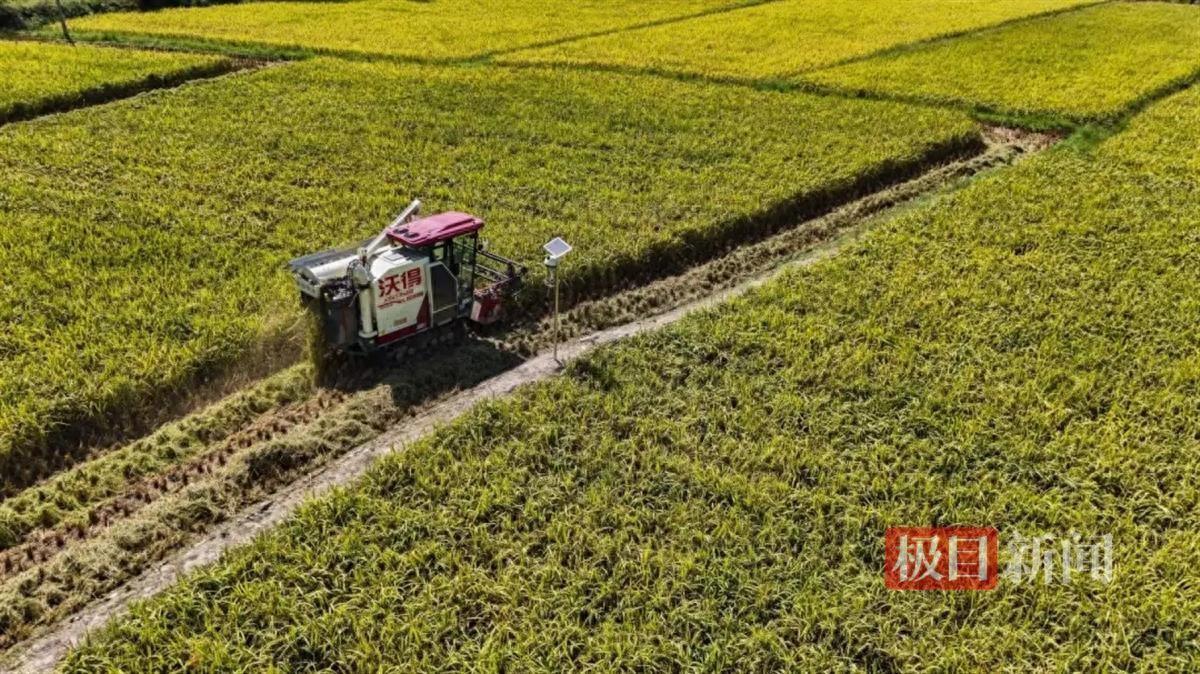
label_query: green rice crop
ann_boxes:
[63,0,755,60]
[501,0,1097,81]
[59,85,1200,671]
[0,58,977,498]
[0,40,230,124]
[803,2,1200,122]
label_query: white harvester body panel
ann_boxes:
[366,248,430,342]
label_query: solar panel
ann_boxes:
[543,237,573,260]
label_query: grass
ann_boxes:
[60,0,758,61]
[0,58,978,500]
[802,2,1200,123]
[59,83,1200,672]
[499,0,1098,81]
[0,39,232,125]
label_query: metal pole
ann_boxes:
[553,272,560,364]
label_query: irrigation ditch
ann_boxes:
[0,125,1056,674]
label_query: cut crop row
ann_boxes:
[0,367,314,554]
[62,84,1200,672]
[0,342,519,653]
[0,59,978,497]
[0,39,232,125]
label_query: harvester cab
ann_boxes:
[288,199,527,356]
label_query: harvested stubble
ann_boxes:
[0,366,315,554]
[0,341,519,652]
[0,40,231,125]
[62,0,754,60]
[501,0,1098,81]
[802,2,1200,122]
[0,58,978,498]
[60,87,1200,672]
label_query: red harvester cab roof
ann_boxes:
[387,211,484,247]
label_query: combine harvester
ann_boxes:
[289,199,528,357]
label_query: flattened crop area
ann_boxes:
[62,0,754,60]
[501,0,1097,80]
[0,40,232,124]
[0,57,978,500]
[803,2,1200,122]
[60,85,1200,672]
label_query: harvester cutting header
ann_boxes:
[289,199,527,356]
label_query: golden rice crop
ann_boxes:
[61,84,1200,672]
[803,2,1200,122]
[0,58,977,496]
[1097,68,1200,181]
[0,39,230,124]
[63,0,755,60]
[501,0,1098,80]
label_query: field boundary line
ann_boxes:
[788,0,1112,76]
[470,0,782,61]
[47,0,785,65]
[0,129,1049,674]
[0,53,268,130]
[493,1,1111,101]
[790,53,1200,133]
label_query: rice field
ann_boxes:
[501,0,1097,80]
[1097,69,1200,181]
[6,0,1200,669]
[803,2,1200,122]
[61,0,755,60]
[0,57,978,499]
[0,40,231,124]
[60,84,1200,671]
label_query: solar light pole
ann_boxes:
[543,237,572,365]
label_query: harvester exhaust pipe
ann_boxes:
[359,199,422,263]
[388,199,423,230]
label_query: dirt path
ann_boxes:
[0,128,1051,674]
